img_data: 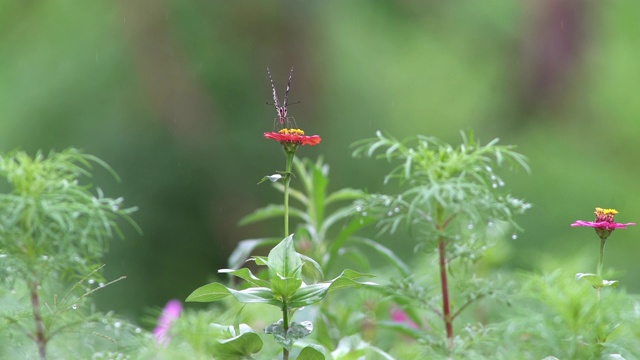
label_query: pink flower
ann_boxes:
[154,299,182,345]
[264,128,322,146]
[571,207,636,239]
[390,307,419,329]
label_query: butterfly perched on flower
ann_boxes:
[267,66,295,128]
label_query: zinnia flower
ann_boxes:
[264,128,321,146]
[154,299,182,345]
[571,207,636,240]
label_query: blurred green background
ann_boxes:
[2,1,639,323]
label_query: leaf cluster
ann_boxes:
[352,131,531,237]
[0,149,138,280]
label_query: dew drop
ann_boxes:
[355,206,362,212]
[467,223,474,230]
[485,165,492,172]
[72,304,78,310]
[99,282,105,288]
[42,255,49,261]
[361,211,368,217]
[487,221,494,227]
[511,234,518,240]
[88,279,95,285]
[387,211,393,216]
[490,174,497,181]
[114,321,122,329]
[491,183,498,189]
[10,289,16,294]
[498,180,505,187]
[394,207,400,213]
[105,325,111,331]
[135,327,141,334]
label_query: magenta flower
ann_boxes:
[390,307,419,330]
[154,299,182,345]
[571,207,636,240]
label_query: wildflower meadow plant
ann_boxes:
[186,68,376,360]
[572,208,636,299]
[353,131,531,354]
[0,149,140,359]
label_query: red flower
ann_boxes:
[264,128,321,146]
[571,208,636,239]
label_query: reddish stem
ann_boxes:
[30,281,47,360]
[438,237,453,350]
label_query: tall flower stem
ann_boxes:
[597,237,607,301]
[282,150,295,360]
[283,151,294,238]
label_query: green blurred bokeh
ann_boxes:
[2,1,639,323]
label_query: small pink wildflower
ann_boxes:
[571,208,636,240]
[390,307,419,330]
[154,299,182,345]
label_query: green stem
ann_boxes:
[282,304,289,360]
[283,152,295,238]
[597,237,607,301]
[282,151,294,360]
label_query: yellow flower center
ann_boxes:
[595,208,618,216]
[279,128,305,136]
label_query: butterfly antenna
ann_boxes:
[284,66,293,108]
[267,66,280,110]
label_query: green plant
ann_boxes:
[352,131,530,353]
[0,149,139,359]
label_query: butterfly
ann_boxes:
[267,66,295,127]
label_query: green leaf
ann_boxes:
[218,268,270,288]
[271,275,303,301]
[325,188,364,206]
[238,205,308,226]
[213,325,263,358]
[227,238,280,269]
[349,237,411,277]
[299,253,324,284]
[266,235,302,278]
[186,282,282,306]
[265,320,314,351]
[288,270,376,308]
[297,346,326,360]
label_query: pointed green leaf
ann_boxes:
[218,268,270,288]
[299,253,324,284]
[297,345,326,360]
[265,320,314,352]
[288,270,376,307]
[349,237,411,277]
[238,205,286,226]
[227,238,280,269]
[267,235,302,278]
[238,205,308,226]
[213,327,263,358]
[271,275,303,300]
[186,282,282,306]
[325,188,364,205]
